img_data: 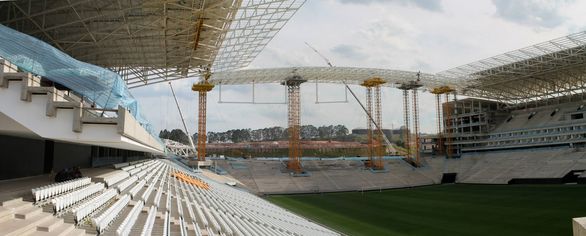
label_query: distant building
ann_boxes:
[419,135,437,154]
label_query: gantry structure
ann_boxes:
[212,67,441,170]
[0,0,305,88]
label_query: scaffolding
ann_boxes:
[398,79,423,166]
[412,88,421,166]
[444,93,454,158]
[283,76,307,174]
[434,94,444,155]
[192,73,214,161]
[402,89,411,160]
[361,77,386,170]
[431,86,455,158]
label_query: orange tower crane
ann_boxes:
[192,71,214,161]
[282,76,307,174]
[360,77,386,170]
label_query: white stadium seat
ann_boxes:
[51,182,104,212]
[32,177,91,202]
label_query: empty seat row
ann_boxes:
[120,165,135,172]
[128,168,141,176]
[116,175,138,193]
[140,180,156,202]
[141,205,157,236]
[103,171,130,187]
[128,179,146,199]
[92,194,131,233]
[73,188,117,222]
[32,177,91,202]
[51,182,105,212]
[116,200,144,236]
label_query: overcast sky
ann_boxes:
[131,0,586,135]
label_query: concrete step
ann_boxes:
[0,212,53,236]
[1,197,24,207]
[29,222,75,236]
[53,101,78,109]
[37,217,64,232]
[2,72,28,80]
[15,206,43,219]
[1,199,31,213]
[81,116,118,125]
[0,206,13,221]
[62,228,89,236]
[27,86,53,94]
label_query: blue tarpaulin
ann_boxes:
[0,24,158,140]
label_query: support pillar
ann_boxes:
[444,93,454,158]
[402,89,411,160]
[282,76,307,174]
[398,79,423,167]
[361,78,386,170]
[435,94,444,155]
[431,86,455,159]
[412,89,421,166]
[192,73,214,162]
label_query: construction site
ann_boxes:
[0,0,586,235]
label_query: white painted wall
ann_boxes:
[0,79,163,154]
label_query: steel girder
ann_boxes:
[209,66,443,89]
[438,31,586,106]
[0,0,305,88]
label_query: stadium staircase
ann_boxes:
[0,59,163,153]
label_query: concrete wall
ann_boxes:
[0,134,45,180]
[0,134,147,180]
[53,141,92,171]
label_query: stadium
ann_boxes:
[0,0,586,236]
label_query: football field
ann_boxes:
[267,184,586,236]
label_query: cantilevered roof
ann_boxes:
[210,66,443,88]
[437,31,586,104]
[0,0,305,88]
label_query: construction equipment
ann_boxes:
[430,86,456,158]
[398,77,423,166]
[192,69,214,161]
[305,43,396,169]
[361,77,386,170]
[169,82,196,156]
[282,76,307,174]
[412,87,421,165]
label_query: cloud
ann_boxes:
[492,0,570,28]
[331,44,367,60]
[337,0,442,12]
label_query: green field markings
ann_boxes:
[267,184,586,236]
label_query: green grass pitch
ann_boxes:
[267,184,586,236]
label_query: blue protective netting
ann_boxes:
[0,24,159,142]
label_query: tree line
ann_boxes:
[159,125,350,145]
